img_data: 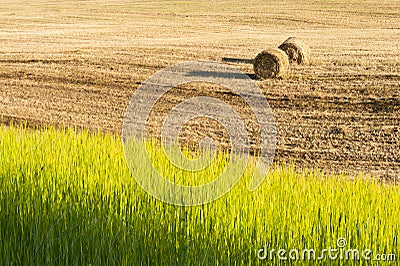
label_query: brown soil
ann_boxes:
[0,0,399,179]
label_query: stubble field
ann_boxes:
[1,1,400,264]
[1,0,399,178]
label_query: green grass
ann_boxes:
[0,125,399,265]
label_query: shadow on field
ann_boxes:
[185,70,255,80]
[221,57,254,64]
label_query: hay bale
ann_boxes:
[278,37,310,65]
[253,48,289,79]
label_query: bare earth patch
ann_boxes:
[0,0,399,179]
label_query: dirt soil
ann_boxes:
[0,0,399,179]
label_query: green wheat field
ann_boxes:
[0,125,399,264]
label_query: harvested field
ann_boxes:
[0,0,399,179]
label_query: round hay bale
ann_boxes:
[253,48,289,79]
[278,37,310,65]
